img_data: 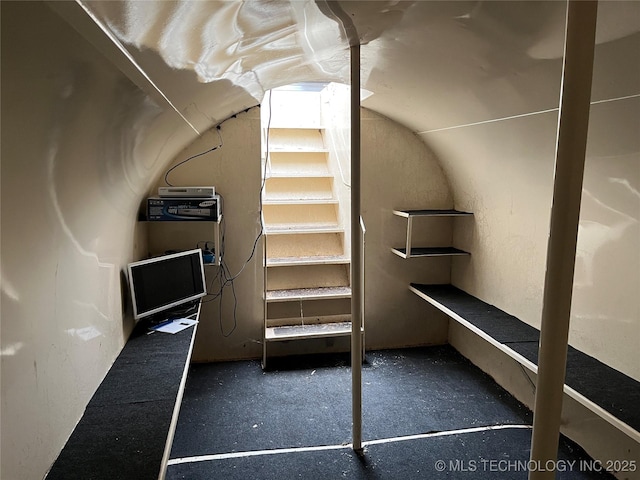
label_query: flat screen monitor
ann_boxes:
[127,249,206,321]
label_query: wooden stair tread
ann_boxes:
[266,172,333,179]
[265,321,362,341]
[266,255,350,267]
[265,224,343,234]
[269,147,329,153]
[263,198,338,205]
[266,286,351,302]
[268,126,326,130]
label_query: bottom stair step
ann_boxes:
[265,322,364,342]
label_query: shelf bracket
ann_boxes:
[405,215,413,259]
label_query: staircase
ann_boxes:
[261,87,357,368]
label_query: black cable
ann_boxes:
[217,96,272,335]
[218,258,238,337]
[221,92,272,283]
[201,212,227,303]
[519,362,537,395]
[198,203,236,336]
[190,102,272,337]
[162,107,258,187]
[164,127,223,186]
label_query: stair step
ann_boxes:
[263,202,338,225]
[267,172,333,179]
[265,224,344,235]
[264,177,334,201]
[267,301,350,321]
[267,151,331,177]
[270,147,329,153]
[265,232,344,258]
[268,126,326,131]
[263,198,338,206]
[267,129,325,151]
[266,286,352,302]
[265,321,362,342]
[266,255,350,267]
[266,258,349,291]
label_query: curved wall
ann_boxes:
[421,29,640,380]
[361,108,454,349]
[150,106,455,361]
[1,3,638,480]
[1,3,200,478]
[149,109,265,362]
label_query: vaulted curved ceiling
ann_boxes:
[78,0,640,146]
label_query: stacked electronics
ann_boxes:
[147,186,220,264]
[147,186,220,222]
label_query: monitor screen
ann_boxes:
[127,249,206,320]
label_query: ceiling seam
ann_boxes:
[418,92,640,135]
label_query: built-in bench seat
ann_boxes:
[46,314,198,480]
[410,283,640,440]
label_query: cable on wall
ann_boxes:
[171,104,270,338]
[200,194,237,337]
[162,107,256,187]
[163,127,223,187]
[226,90,272,281]
[202,96,273,337]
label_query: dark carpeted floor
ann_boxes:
[167,346,614,479]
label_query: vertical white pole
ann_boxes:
[528,2,598,479]
[351,43,363,452]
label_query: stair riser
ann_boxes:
[266,233,344,258]
[261,93,361,366]
[267,298,351,321]
[268,128,325,150]
[263,203,338,225]
[266,314,352,328]
[267,152,330,176]
[266,264,350,290]
[264,177,334,200]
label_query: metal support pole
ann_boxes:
[350,43,363,453]
[528,2,597,479]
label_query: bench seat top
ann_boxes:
[410,283,640,434]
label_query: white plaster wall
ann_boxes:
[322,87,455,348]
[151,110,265,362]
[571,97,640,380]
[0,3,199,479]
[423,111,557,329]
[421,28,640,380]
[153,105,455,360]
[361,109,454,349]
[3,4,636,479]
[321,82,353,258]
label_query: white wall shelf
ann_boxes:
[146,215,223,266]
[391,209,472,259]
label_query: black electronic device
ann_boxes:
[147,195,221,221]
[127,249,206,321]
